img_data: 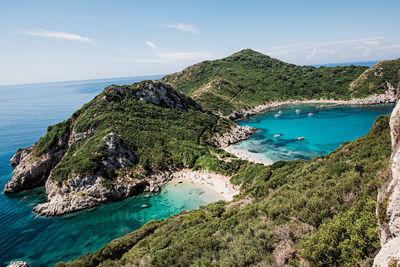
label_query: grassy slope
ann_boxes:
[160,49,368,115]
[30,81,236,185]
[350,58,400,97]
[59,114,391,267]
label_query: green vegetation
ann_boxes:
[350,58,400,97]
[58,114,391,266]
[160,49,369,115]
[31,80,235,184]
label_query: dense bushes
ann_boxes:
[161,49,369,115]
[61,114,392,266]
[32,81,235,184]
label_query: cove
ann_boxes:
[233,103,395,163]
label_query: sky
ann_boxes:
[0,0,399,85]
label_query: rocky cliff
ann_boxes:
[212,125,256,148]
[374,100,400,266]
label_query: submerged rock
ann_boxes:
[7,261,28,267]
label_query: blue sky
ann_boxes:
[1,0,399,85]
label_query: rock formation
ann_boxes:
[135,81,202,112]
[212,125,256,148]
[374,100,400,266]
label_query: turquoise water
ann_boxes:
[0,77,222,266]
[234,103,394,163]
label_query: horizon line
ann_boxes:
[0,59,381,87]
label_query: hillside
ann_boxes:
[4,81,253,215]
[350,58,400,97]
[58,113,392,267]
[160,49,370,115]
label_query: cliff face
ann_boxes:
[4,81,232,216]
[374,100,400,266]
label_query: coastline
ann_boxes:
[225,87,397,120]
[224,146,273,165]
[170,169,239,201]
[222,89,397,165]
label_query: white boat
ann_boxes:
[295,109,301,114]
[274,113,280,117]
[297,136,305,140]
[307,112,314,116]
[274,134,281,138]
[278,110,283,114]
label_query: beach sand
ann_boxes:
[224,145,274,166]
[171,169,239,201]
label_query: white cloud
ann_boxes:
[116,51,215,64]
[157,51,214,61]
[145,41,159,50]
[115,43,215,64]
[164,23,199,33]
[306,48,341,59]
[21,29,92,42]
[260,36,399,64]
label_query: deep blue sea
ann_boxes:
[234,103,394,163]
[0,76,222,266]
[313,60,378,67]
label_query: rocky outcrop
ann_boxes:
[212,125,256,148]
[374,101,400,266]
[102,133,136,170]
[7,261,28,267]
[33,133,138,216]
[4,123,71,193]
[33,171,173,216]
[135,81,202,112]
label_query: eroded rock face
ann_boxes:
[32,132,167,216]
[136,81,202,112]
[103,85,126,102]
[212,126,256,148]
[374,100,400,266]
[102,133,135,171]
[4,125,71,194]
[33,172,172,216]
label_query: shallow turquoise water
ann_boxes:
[0,77,222,266]
[234,103,394,163]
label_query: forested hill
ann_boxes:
[160,49,397,115]
[59,112,392,267]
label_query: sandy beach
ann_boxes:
[171,169,239,201]
[224,146,273,165]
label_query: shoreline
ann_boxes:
[225,88,397,120]
[170,169,239,201]
[223,91,397,165]
[224,146,273,166]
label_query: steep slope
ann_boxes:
[374,101,400,266]
[350,58,400,97]
[160,49,369,115]
[4,81,249,215]
[59,113,392,267]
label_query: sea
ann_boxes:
[233,103,394,163]
[0,76,222,266]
